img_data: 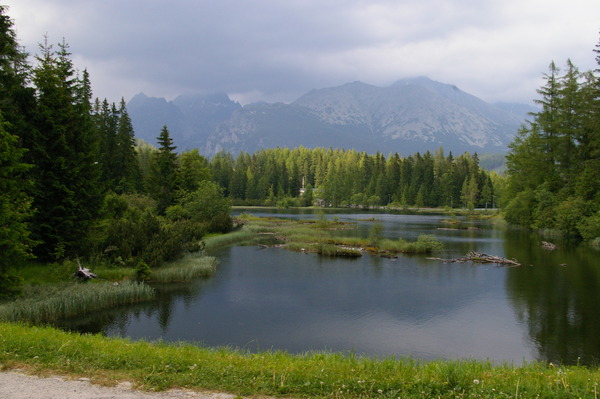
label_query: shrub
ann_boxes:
[0,273,23,299]
[577,211,600,241]
[135,261,151,282]
[503,190,535,228]
[554,197,590,237]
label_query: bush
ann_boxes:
[135,261,151,282]
[0,273,23,299]
[276,197,299,208]
[503,190,535,228]
[554,197,590,237]
[577,212,600,241]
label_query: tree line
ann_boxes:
[504,40,600,240]
[209,147,499,209]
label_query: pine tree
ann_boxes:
[29,39,102,260]
[0,6,36,142]
[115,98,141,192]
[149,125,178,214]
[0,111,35,296]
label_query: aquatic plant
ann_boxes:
[150,254,218,282]
[0,281,155,323]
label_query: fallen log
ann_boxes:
[427,251,520,267]
[74,259,97,281]
[541,241,557,251]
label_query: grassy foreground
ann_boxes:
[1,323,599,398]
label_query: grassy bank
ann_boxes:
[1,322,599,398]
[0,282,154,323]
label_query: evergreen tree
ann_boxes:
[0,6,36,144]
[115,98,141,192]
[29,39,103,260]
[505,47,600,236]
[177,149,211,194]
[0,112,35,296]
[149,125,178,214]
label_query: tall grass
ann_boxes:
[379,234,445,254]
[0,281,155,323]
[1,322,599,398]
[151,254,218,282]
[202,229,256,252]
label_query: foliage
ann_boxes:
[577,211,600,241]
[94,193,207,268]
[0,112,35,282]
[148,125,178,214]
[166,180,232,233]
[135,261,151,282]
[0,273,23,299]
[149,254,217,283]
[25,39,104,260]
[368,221,383,246]
[211,147,496,209]
[504,50,600,238]
[0,282,155,323]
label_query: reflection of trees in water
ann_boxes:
[504,232,600,365]
[55,278,212,337]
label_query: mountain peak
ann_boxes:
[128,79,528,156]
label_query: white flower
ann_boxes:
[473,379,480,385]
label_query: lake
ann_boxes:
[58,209,600,366]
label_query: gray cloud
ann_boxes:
[8,0,600,105]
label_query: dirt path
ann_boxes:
[0,371,238,399]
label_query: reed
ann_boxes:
[0,281,155,323]
[202,229,256,252]
[1,322,599,399]
[319,245,362,257]
[379,234,444,254]
[151,254,218,282]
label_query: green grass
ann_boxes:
[202,229,256,252]
[0,282,155,323]
[379,234,445,254]
[150,254,218,282]
[1,322,599,398]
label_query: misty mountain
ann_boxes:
[129,77,531,156]
[128,92,241,150]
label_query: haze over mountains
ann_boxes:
[128,77,534,157]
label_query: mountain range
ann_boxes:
[127,77,535,157]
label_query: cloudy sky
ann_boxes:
[6,0,600,105]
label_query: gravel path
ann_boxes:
[0,371,238,399]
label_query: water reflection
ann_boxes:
[505,232,600,365]
[56,210,600,365]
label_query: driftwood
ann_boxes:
[427,251,521,267]
[541,241,557,251]
[74,259,97,281]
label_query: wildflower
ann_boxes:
[378,389,383,394]
[473,379,480,385]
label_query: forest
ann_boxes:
[209,147,497,209]
[1,3,599,298]
[503,46,600,241]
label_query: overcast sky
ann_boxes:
[6,0,600,105]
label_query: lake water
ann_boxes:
[59,209,600,365]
